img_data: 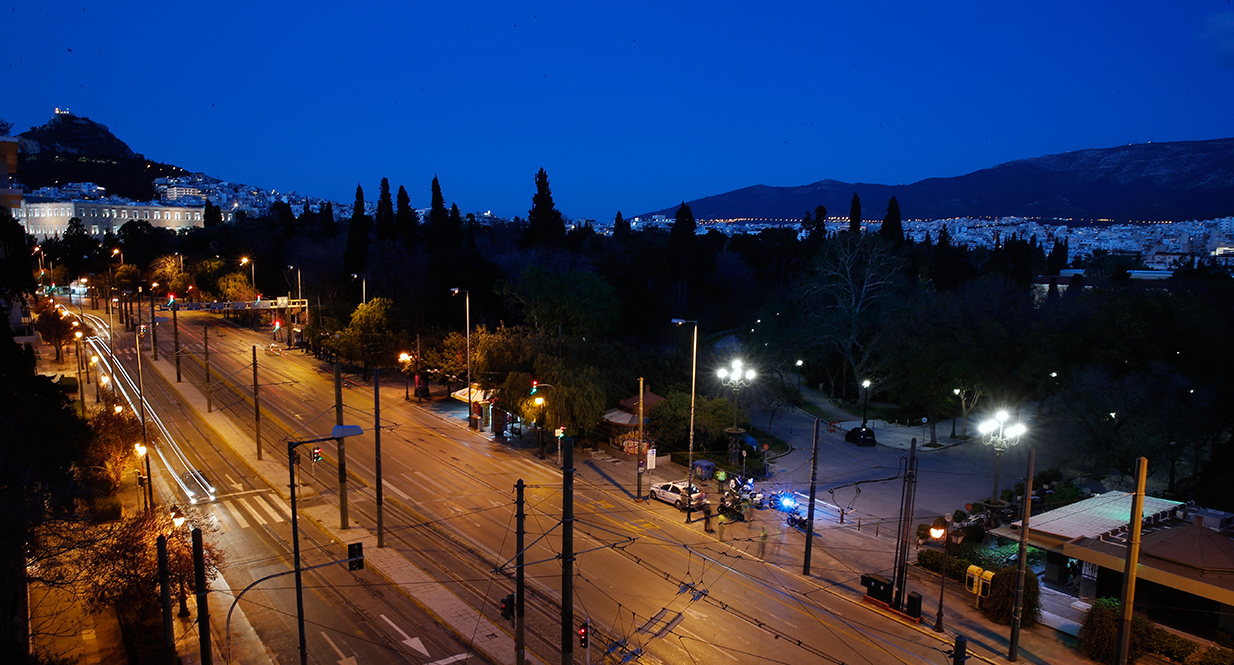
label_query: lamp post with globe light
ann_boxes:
[860,379,872,427]
[930,513,964,632]
[718,359,756,469]
[980,410,1026,506]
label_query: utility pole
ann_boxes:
[636,377,644,501]
[804,418,820,575]
[515,479,526,665]
[150,291,157,360]
[193,527,212,665]
[561,437,574,665]
[253,346,262,461]
[375,369,384,547]
[892,438,920,611]
[172,303,181,382]
[1115,457,1148,665]
[158,535,175,665]
[204,324,212,413]
[1009,448,1035,661]
[336,363,349,529]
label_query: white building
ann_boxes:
[14,198,233,239]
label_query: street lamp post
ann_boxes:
[930,513,964,632]
[352,273,366,304]
[717,358,756,474]
[398,353,412,400]
[671,319,698,523]
[979,410,1027,505]
[241,257,254,290]
[451,288,474,428]
[287,425,364,665]
[860,379,872,428]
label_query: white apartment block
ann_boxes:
[14,199,233,239]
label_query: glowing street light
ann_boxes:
[979,410,1027,505]
[672,318,699,523]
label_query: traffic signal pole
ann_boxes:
[516,478,526,665]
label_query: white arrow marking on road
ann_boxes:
[320,632,357,665]
[381,614,430,657]
[224,473,243,491]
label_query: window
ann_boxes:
[91,225,99,235]
[153,212,160,220]
[91,208,98,217]
[194,212,201,221]
[175,212,181,221]
[143,211,149,219]
[78,208,85,216]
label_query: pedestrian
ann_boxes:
[758,526,768,559]
[703,503,715,533]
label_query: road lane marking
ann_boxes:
[253,495,287,523]
[265,493,293,519]
[383,479,411,500]
[222,500,251,529]
[411,471,452,495]
[239,497,267,525]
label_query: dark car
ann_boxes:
[845,426,877,446]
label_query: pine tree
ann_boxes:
[848,194,862,233]
[880,196,903,242]
[297,201,316,234]
[524,168,565,248]
[375,177,395,240]
[395,185,418,249]
[273,201,296,237]
[801,203,827,241]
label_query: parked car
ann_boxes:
[265,343,285,357]
[649,480,707,510]
[845,426,877,447]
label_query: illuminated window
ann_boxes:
[143,211,149,219]
[92,225,99,235]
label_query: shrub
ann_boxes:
[91,496,122,522]
[1187,647,1234,665]
[1079,597,1153,664]
[1143,627,1199,662]
[980,566,1041,627]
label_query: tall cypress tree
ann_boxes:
[446,203,464,248]
[880,196,903,242]
[297,201,316,234]
[375,177,395,240]
[344,184,371,274]
[395,185,418,249]
[427,176,448,249]
[613,211,630,240]
[319,201,337,237]
[848,194,862,234]
[668,202,697,281]
[523,168,565,248]
[203,201,222,228]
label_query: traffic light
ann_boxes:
[578,622,588,648]
[292,450,301,465]
[348,542,364,571]
[273,319,281,331]
[530,380,538,394]
[499,593,514,620]
[167,293,176,306]
[311,447,323,463]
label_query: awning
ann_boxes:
[603,408,643,426]
[450,385,493,404]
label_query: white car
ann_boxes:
[265,343,285,357]
[649,481,706,510]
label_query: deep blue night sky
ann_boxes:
[5,2,1234,220]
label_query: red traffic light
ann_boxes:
[578,623,588,648]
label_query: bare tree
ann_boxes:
[797,234,903,397]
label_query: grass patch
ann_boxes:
[797,402,840,421]
[748,427,791,455]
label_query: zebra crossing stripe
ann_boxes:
[222,500,251,529]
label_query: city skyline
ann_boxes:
[5,2,1234,220]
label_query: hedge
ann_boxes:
[1079,597,1234,665]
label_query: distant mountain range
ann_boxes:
[13,114,1234,224]
[645,138,1234,223]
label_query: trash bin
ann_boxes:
[906,591,922,618]
[861,573,893,604]
[692,460,716,481]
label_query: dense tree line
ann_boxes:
[14,175,1234,503]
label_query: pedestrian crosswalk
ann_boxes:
[209,491,291,530]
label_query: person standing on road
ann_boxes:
[758,526,768,558]
[703,502,715,533]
